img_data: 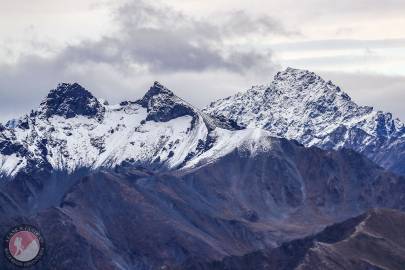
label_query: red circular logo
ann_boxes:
[4,225,45,267]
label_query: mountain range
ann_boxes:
[0,68,404,269]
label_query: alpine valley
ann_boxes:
[0,68,404,270]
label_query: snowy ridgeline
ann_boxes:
[1,68,405,178]
[204,68,405,174]
[0,81,276,178]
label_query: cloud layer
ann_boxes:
[0,0,404,122]
[0,0,289,121]
[61,0,288,73]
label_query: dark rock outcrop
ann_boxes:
[39,83,105,119]
[139,81,197,123]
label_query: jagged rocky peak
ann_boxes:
[274,67,324,84]
[204,67,405,175]
[139,81,197,122]
[270,67,377,119]
[205,67,362,124]
[274,66,320,81]
[140,81,174,102]
[272,67,349,101]
[39,82,105,119]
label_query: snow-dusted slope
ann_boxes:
[2,69,404,179]
[0,82,214,178]
[185,128,275,168]
[204,67,405,174]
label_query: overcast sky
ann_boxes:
[0,0,404,122]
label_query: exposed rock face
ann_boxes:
[39,83,105,119]
[204,67,405,175]
[138,81,198,123]
[182,208,405,270]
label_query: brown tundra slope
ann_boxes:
[182,208,405,270]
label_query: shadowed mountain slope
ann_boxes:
[181,208,405,270]
[1,136,404,269]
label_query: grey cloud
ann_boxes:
[0,56,63,121]
[3,0,289,75]
[59,0,286,73]
[2,0,404,125]
[220,10,298,37]
[272,39,405,52]
[0,0,287,122]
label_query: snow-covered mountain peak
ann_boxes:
[271,67,351,104]
[205,67,378,134]
[150,81,173,95]
[139,81,176,106]
[139,81,198,123]
[0,81,216,178]
[204,67,405,174]
[275,66,320,81]
[38,82,105,120]
[274,66,325,83]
